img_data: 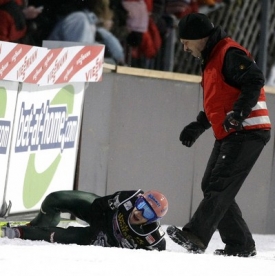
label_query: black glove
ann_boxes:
[179,121,205,147]
[223,111,244,132]
[179,111,210,147]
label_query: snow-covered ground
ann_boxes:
[0,222,274,276]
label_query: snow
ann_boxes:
[0,223,274,276]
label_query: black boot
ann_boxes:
[167,225,206,253]
[214,245,256,257]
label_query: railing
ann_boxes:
[125,0,275,81]
[174,0,275,79]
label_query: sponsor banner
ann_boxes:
[0,80,18,210]
[0,41,105,85]
[25,45,105,85]
[5,82,85,213]
[0,42,48,83]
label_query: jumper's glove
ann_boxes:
[223,111,244,132]
[179,111,210,147]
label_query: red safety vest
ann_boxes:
[202,37,271,140]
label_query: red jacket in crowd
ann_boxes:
[0,0,26,42]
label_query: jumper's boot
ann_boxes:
[0,225,21,239]
[167,225,206,253]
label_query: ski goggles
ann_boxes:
[135,197,158,222]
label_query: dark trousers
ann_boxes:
[21,190,100,245]
[183,130,270,249]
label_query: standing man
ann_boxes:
[167,13,271,257]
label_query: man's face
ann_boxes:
[180,38,205,58]
[129,207,148,225]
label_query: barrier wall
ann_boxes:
[78,66,275,234]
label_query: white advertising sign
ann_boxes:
[5,82,85,213]
[0,80,18,213]
[0,41,105,215]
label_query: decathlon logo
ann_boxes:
[15,100,78,153]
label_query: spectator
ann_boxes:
[27,0,125,65]
[93,0,114,31]
[122,0,162,67]
[0,0,41,44]
[165,0,198,19]
[94,0,125,65]
[109,0,129,43]
[122,0,149,47]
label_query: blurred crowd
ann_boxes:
[0,0,226,69]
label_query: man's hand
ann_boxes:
[179,121,205,147]
[223,111,244,132]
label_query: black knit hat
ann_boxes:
[178,13,214,40]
